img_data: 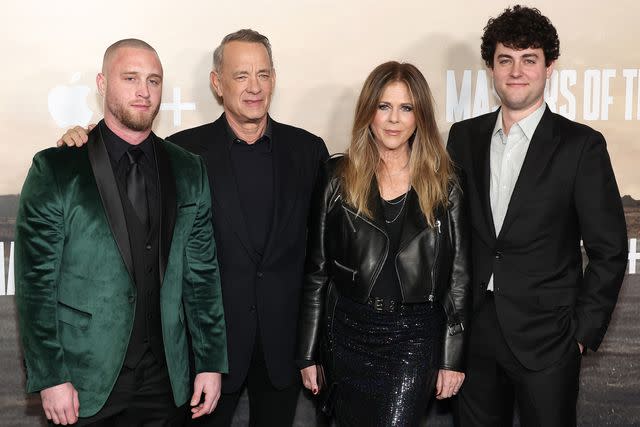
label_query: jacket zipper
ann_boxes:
[342,205,389,292]
[333,259,358,282]
[326,282,339,349]
[341,205,356,233]
[394,252,405,300]
[429,219,441,306]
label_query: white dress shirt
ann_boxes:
[486,103,546,291]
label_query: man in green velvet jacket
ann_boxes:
[15,39,227,425]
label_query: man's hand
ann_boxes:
[56,124,95,147]
[40,382,79,425]
[578,341,584,354]
[300,365,320,395]
[190,372,222,419]
[435,369,465,400]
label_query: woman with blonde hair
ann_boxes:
[296,61,471,426]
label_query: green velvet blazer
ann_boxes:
[15,127,228,417]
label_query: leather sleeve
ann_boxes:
[440,178,472,371]
[296,159,337,363]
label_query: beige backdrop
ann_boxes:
[2,0,639,198]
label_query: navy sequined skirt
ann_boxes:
[328,296,444,427]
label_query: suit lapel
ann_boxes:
[88,126,134,280]
[154,138,176,286]
[498,107,559,239]
[262,121,302,258]
[206,117,259,264]
[471,111,498,239]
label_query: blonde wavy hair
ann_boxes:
[339,61,454,226]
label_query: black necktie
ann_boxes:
[126,148,149,229]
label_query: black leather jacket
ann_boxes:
[296,156,472,371]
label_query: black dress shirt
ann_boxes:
[101,121,159,215]
[225,117,274,258]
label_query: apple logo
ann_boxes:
[48,72,94,128]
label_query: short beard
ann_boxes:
[108,101,159,132]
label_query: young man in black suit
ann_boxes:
[447,6,627,427]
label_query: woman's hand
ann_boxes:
[300,365,321,395]
[435,369,465,400]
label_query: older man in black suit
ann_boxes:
[170,30,328,426]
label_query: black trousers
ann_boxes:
[454,293,581,427]
[190,334,301,427]
[74,350,186,427]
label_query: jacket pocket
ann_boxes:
[332,260,358,285]
[177,204,197,215]
[536,289,578,308]
[57,301,92,330]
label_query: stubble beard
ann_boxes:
[108,100,160,132]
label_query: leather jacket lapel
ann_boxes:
[397,190,428,250]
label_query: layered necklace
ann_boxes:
[382,191,409,223]
[380,157,411,224]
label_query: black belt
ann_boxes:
[366,296,426,313]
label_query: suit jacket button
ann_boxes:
[257,272,264,278]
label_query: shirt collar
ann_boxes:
[100,120,155,164]
[492,102,546,141]
[224,113,272,151]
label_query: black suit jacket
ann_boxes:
[169,114,329,391]
[447,106,627,371]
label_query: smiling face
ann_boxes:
[97,46,163,133]
[210,41,275,129]
[370,81,416,154]
[490,42,554,116]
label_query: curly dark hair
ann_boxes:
[481,5,560,67]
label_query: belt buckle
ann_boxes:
[388,299,396,312]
